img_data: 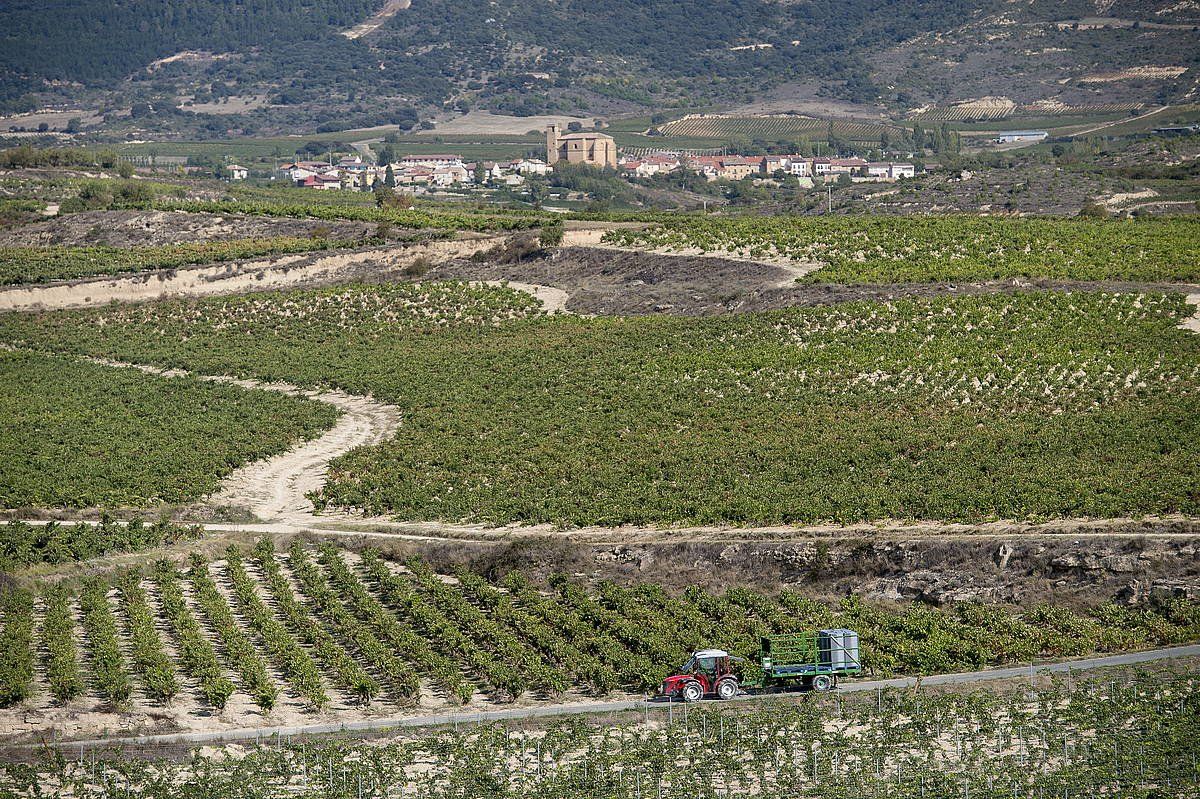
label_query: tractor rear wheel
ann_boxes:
[716,679,738,700]
[811,674,834,693]
[682,681,704,702]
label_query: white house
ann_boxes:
[865,162,916,180]
[401,154,464,169]
[278,160,329,182]
[225,164,248,181]
[430,164,471,186]
[513,158,553,176]
[787,158,812,177]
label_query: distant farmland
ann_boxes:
[655,114,895,142]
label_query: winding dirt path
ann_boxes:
[82,357,402,527]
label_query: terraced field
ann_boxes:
[2,538,1197,723]
[5,666,1197,798]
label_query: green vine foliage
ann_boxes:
[3,669,1197,797]
[604,215,1200,283]
[0,586,35,707]
[4,285,1195,526]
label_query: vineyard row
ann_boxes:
[3,668,1197,798]
[1,540,1198,713]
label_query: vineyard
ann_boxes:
[602,216,1200,283]
[655,115,894,142]
[0,519,200,572]
[0,238,379,286]
[910,101,1145,123]
[2,539,1198,721]
[133,198,548,232]
[4,668,1198,797]
[1,284,1197,525]
[0,349,338,508]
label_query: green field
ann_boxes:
[2,284,1197,526]
[0,350,338,508]
[604,216,1200,283]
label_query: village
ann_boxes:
[253,124,918,194]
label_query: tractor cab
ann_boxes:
[659,648,742,702]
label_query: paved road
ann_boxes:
[19,643,1200,752]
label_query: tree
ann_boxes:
[117,161,134,179]
[913,123,926,152]
[474,163,487,185]
[65,117,81,134]
[566,120,583,132]
[384,164,395,188]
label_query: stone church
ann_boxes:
[545,124,618,168]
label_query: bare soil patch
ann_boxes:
[419,246,1200,317]
[341,0,410,39]
[423,112,597,136]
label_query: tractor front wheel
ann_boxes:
[811,674,834,693]
[716,679,738,700]
[682,681,704,702]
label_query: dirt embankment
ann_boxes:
[360,526,1200,608]
[0,235,508,313]
[419,246,1200,317]
[0,210,382,247]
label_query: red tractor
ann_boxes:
[659,649,742,702]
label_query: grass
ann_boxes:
[0,349,338,508]
[2,285,1198,526]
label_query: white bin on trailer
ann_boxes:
[819,628,861,670]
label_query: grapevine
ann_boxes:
[248,539,379,704]
[41,583,83,702]
[77,577,132,704]
[186,553,278,711]
[222,545,328,710]
[0,586,35,707]
[360,549,525,701]
[315,544,466,702]
[150,560,234,709]
[283,541,419,701]
[114,568,178,703]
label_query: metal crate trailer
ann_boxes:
[749,629,862,692]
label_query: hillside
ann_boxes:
[1,0,1197,135]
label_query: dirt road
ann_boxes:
[72,357,402,527]
[340,0,409,38]
[19,644,1199,751]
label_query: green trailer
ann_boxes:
[742,629,862,693]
